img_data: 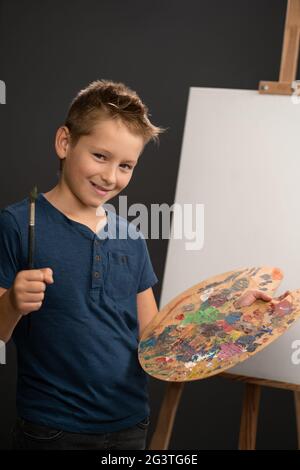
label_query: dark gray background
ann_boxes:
[0,0,298,450]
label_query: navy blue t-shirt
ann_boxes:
[0,193,158,432]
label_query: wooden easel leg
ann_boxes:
[294,391,300,449]
[148,382,185,450]
[238,383,261,450]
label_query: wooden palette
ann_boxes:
[138,267,300,382]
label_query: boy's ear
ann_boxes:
[55,126,71,158]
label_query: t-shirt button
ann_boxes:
[95,255,101,261]
[94,239,99,245]
[94,271,100,278]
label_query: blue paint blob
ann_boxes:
[225,312,242,324]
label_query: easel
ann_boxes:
[149,0,300,450]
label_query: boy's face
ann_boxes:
[56,117,144,209]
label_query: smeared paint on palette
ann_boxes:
[138,267,300,382]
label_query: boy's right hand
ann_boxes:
[9,268,54,316]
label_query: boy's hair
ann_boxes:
[59,79,167,174]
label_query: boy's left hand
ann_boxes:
[234,290,272,308]
[234,289,290,308]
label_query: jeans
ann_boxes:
[11,416,150,450]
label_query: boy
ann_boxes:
[0,79,273,450]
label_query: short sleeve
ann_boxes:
[137,236,158,293]
[0,209,22,288]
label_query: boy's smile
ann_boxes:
[90,181,114,195]
[46,117,145,220]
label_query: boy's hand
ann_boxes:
[9,268,54,316]
[233,289,290,308]
[234,289,272,308]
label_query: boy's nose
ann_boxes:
[101,168,117,186]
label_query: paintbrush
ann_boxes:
[27,185,37,333]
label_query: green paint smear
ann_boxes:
[182,306,221,325]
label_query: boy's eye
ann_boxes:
[93,153,133,170]
[120,164,133,170]
[93,153,106,160]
